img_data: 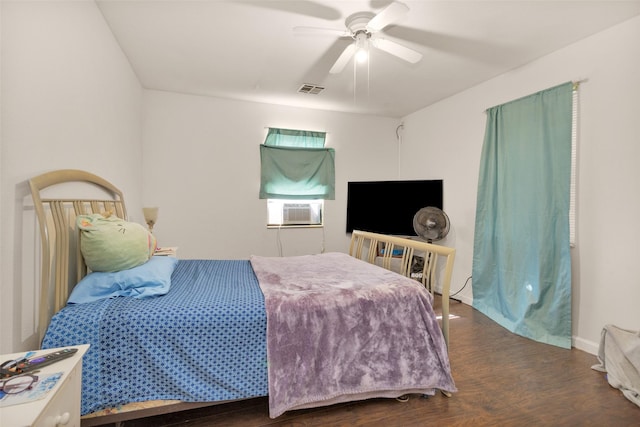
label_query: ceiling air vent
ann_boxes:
[298,84,325,95]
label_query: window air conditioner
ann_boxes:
[282,203,313,225]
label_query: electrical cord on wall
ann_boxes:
[274,224,326,256]
[396,123,404,177]
[449,275,472,302]
[276,224,283,257]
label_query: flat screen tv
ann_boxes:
[346,179,443,236]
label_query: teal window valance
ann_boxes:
[259,127,334,200]
[264,127,326,148]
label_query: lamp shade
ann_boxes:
[142,207,159,232]
[143,207,158,223]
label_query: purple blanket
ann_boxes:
[250,252,456,418]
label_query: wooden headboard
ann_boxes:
[29,169,127,343]
[349,230,456,345]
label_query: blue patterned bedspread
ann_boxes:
[42,260,268,415]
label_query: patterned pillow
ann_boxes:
[77,213,157,272]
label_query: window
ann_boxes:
[260,128,335,228]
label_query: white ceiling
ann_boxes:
[96,0,640,118]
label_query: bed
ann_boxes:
[28,169,457,426]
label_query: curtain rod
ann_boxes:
[263,126,329,134]
[572,78,588,91]
[485,79,588,112]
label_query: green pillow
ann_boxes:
[77,213,157,272]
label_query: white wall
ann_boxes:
[141,90,401,259]
[401,15,640,353]
[0,0,143,353]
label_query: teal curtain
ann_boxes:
[472,82,573,349]
[264,127,326,148]
[259,145,335,199]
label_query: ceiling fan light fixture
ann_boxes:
[355,48,368,63]
[354,32,369,63]
[320,2,422,75]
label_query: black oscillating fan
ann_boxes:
[412,207,450,243]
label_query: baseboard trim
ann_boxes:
[573,336,599,355]
[447,296,600,356]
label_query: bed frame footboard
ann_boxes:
[349,230,456,346]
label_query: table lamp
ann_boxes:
[142,207,159,233]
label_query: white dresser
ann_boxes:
[0,344,89,427]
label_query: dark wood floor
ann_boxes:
[96,298,639,426]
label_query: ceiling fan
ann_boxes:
[295,1,423,74]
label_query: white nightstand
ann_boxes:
[0,344,89,427]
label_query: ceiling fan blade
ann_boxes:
[372,38,422,64]
[383,25,519,65]
[366,1,409,33]
[293,26,351,38]
[329,43,356,74]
